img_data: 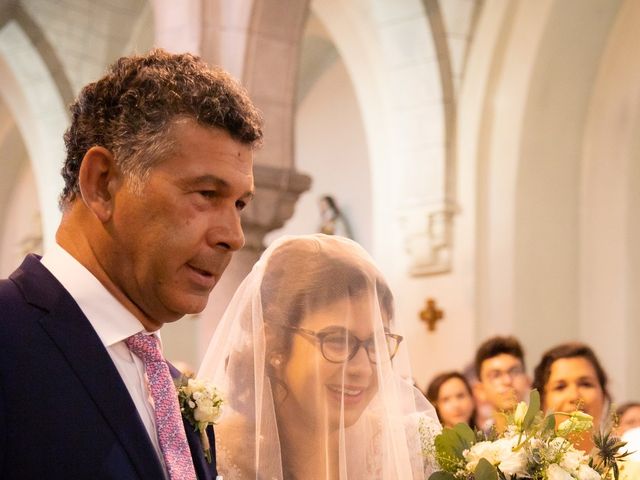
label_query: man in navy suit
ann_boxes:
[0,49,263,479]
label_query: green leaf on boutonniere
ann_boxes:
[522,389,540,431]
[474,458,499,480]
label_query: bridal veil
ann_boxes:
[198,234,440,479]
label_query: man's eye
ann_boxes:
[236,199,247,211]
[199,190,217,199]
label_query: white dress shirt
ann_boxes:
[41,243,169,478]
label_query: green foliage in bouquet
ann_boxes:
[427,390,629,480]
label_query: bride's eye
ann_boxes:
[322,333,350,357]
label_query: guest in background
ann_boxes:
[474,336,531,433]
[318,195,353,238]
[615,402,640,436]
[426,371,476,429]
[532,342,610,452]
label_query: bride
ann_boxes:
[198,234,440,479]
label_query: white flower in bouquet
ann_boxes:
[464,441,499,470]
[560,447,588,472]
[576,463,602,480]
[416,414,443,475]
[513,401,528,429]
[464,436,528,477]
[547,463,575,480]
[498,445,528,477]
[544,436,573,465]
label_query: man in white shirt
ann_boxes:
[0,48,262,480]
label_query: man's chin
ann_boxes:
[161,296,209,321]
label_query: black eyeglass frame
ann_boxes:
[277,324,403,364]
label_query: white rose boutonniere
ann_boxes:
[175,375,224,463]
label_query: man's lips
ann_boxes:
[186,263,217,289]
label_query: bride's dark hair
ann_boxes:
[261,236,393,357]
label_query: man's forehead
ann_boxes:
[482,353,523,371]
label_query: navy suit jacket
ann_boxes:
[0,255,218,479]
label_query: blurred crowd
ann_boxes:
[423,337,640,455]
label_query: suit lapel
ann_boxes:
[13,256,165,479]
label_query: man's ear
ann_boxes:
[78,146,120,222]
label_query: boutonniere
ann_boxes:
[175,375,224,463]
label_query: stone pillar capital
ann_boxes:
[241,164,311,251]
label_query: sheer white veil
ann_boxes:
[199,234,440,479]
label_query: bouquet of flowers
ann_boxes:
[425,390,630,480]
[175,375,224,463]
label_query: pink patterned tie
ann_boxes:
[126,333,197,480]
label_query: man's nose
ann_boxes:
[208,207,245,251]
[500,372,515,386]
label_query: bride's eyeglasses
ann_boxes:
[278,325,403,363]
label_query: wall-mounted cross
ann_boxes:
[419,298,444,332]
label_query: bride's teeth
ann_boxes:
[328,386,362,396]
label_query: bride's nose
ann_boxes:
[345,344,373,376]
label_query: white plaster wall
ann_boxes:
[0,163,41,277]
[513,0,622,371]
[462,0,635,401]
[580,0,640,401]
[265,58,372,251]
[0,21,66,250]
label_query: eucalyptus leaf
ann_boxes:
[474,458,499,480]
[435,427,466,460]
[429,472,458,480]
[523,389,540,430]
[543,413,556,434]
[453,422,476,448]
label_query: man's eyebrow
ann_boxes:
[186,174,228,188]
[184,174,255,198]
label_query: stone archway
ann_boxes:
[0,0,152,250]
[469,0,632,396]
[579,0,640,400]
[311,0,453,274]
[0,19,68,248]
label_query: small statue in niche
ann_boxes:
[318,195,353,239]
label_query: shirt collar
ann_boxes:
[41,242,162,348]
